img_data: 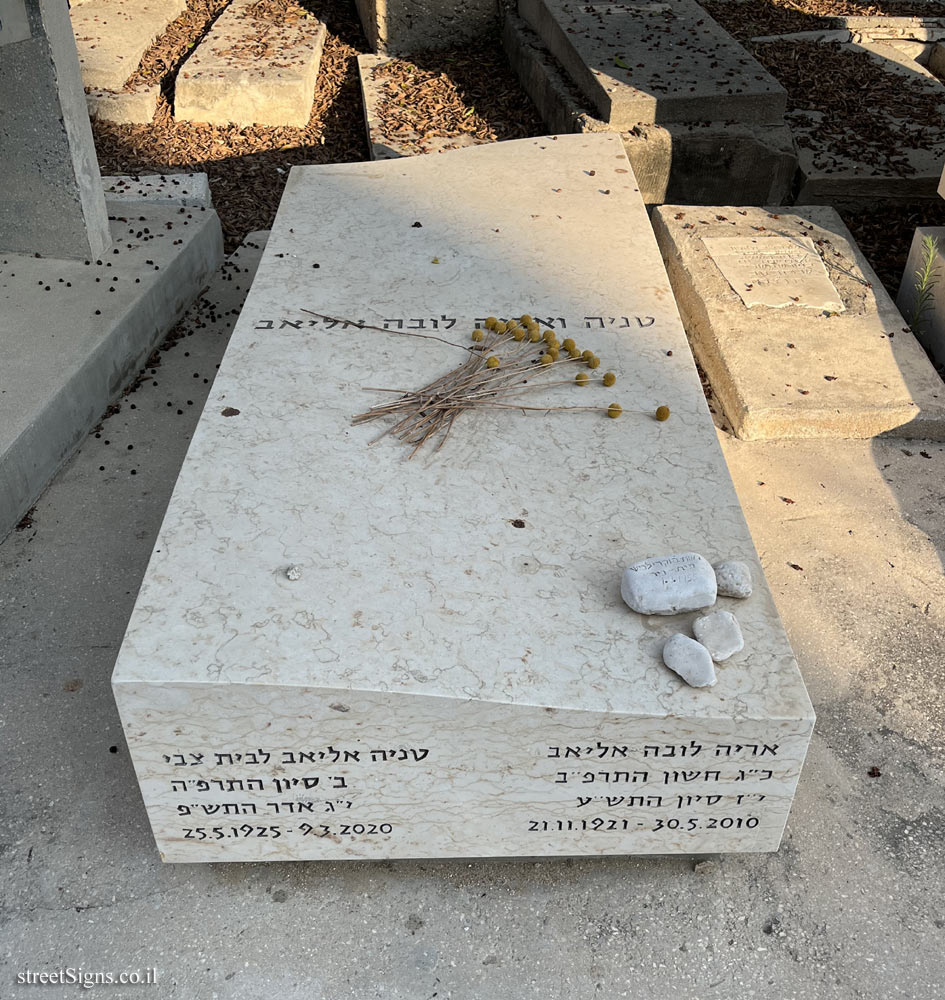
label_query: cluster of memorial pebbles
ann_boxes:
[620,553,753,687]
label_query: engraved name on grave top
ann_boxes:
[0,0,31,47]
[703,236,845,311]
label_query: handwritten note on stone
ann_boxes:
[703,236,845,312]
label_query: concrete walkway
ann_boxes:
[2,287,943,994]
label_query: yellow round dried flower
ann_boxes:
[602,371,616,387]
[607,402,622,419]
[512,326,526,341]
[548,347,560,360]
[485,317,498,330]
[582,349,594,361]
[543,329,556,344]
[562,338,576,352]
[575,372,589,386]
[540,353,554,365]
[528,329,542,343]
[471,329,485,342]
[568,346,582,359]
[520,313,533,325]
[495,321,508,334]
[486,356,500,369]
[655,405,670,421]
[587,355,601,370]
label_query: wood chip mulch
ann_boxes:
[702,0,945,41]
[92,0,369,251]
[750,40,945,174]
[372,42,546,156]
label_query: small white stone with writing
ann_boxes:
[714,560,752,599]
[693,610,744,662]
[621,552,717,615]
[662,634,717,687]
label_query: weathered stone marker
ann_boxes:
[0,0,110,257]
[112,134,814,862]
[653,205,945,440]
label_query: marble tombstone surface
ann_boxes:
[111,134,814,862]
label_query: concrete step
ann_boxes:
[102,173,212,209]
[175,0,327,127]
[517,0,786,128]
[0,175,223,541]
[86,84,161,125]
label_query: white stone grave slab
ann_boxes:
[703,236,844,312]
[112,134,814,862]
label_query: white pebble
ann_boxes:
[285,565,303,581]
[714,560,752,599]
[662,634,717,687]
[693,610,744,661]
[621,552,717,615]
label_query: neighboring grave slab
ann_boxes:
[652,205,945,440]
[517,0,786,127]
[85,83,160,124]
[103,172,212,209]
[175,0,326,127]
[112,133,814,862]
[0,189,223,540]
[355,0,496,53]
[842,15,945,42]
[0,0,110,258]
[501,8,797,205]
[897,225,945,370]
[756,39,945,202]
[71,0,186,91]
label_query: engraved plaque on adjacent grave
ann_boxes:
[112,135,814,862]
[0,0,31,46]
[703,236,845,311]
